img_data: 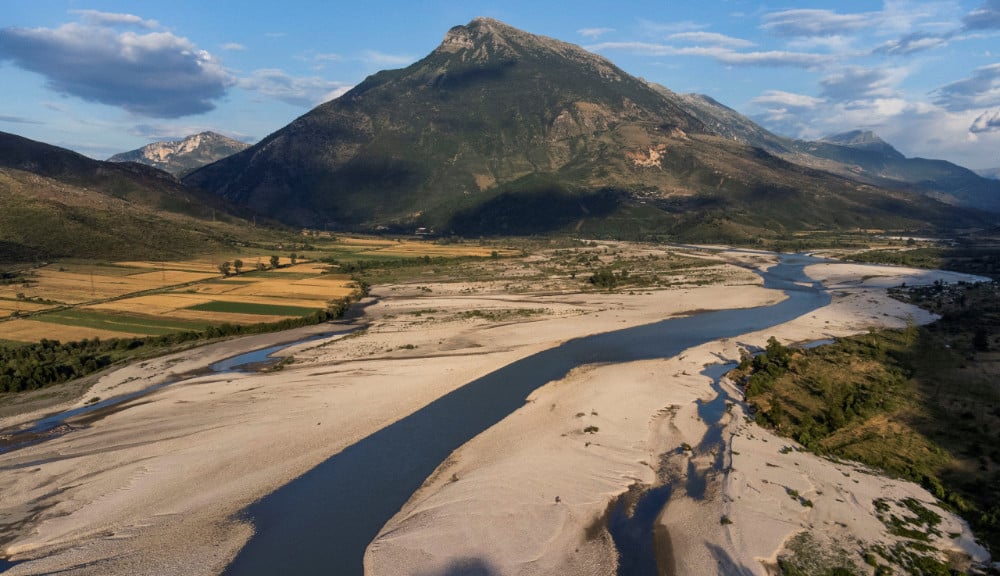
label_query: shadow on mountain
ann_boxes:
[446,184,623,236]
[431,59,517,90]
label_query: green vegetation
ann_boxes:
[458,308,546,322]
[843,243,1000,279]
[732,282,1000,555]
[32,309,207,335]
[186,300,321,317]
[776,532,861,576]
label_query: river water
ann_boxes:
[223,253,830,576]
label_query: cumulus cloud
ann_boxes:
[963,0,1000,30]
[0,14,233,118]
[970,108,1000,132]
[577,27,614,39]
[761,9,877,37]
[667,31,754,48]
[238,69,352,107]
[587,42,829,68]
[935,63,1000,111]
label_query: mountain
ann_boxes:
[790,132,1000,212]
[0,131,265,262]
[108,132,250,177]
[818,130,903,157]
[185,18,989,239]
[977,168,1000,180]
[669,95,1000,213]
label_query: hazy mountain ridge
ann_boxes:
[108,131,250,177]
[672,95,1000,212]
[977,168,1000,180]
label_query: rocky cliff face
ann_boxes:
[109,132,250,176]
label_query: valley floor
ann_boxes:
[0,244,991,575]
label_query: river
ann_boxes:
[223,253,831,575]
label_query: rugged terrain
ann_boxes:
[108,132,250,177]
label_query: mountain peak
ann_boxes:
[435,17,622,77]
[109,131,250,176]
[820,129,903,158]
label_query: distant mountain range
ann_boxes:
[108,132,250,177]
[658,91,1000,213]
[0,131,266,262]
[184,18,995,239]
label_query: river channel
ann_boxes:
[223,253,831,575]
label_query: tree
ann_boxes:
[270,255,280,269]
[290,252,297,265]
[218,261,231,276]
[234,259,244,275]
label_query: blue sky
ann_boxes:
[2,1,999,170]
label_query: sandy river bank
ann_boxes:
[0,247,990,574]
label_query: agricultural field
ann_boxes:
[0,255,356,343]
[0,236,516,343]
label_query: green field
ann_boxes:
[185,300,322,316]
[33,309,208,335]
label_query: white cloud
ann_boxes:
[874,32,948,55]
[820,67,905,101]
[223,42,247,51]
[587,42,830,68]
[761,9,877,37]
[577,27,614,39]
[359,50,416,68]
[667,31,754,48]
[752,90,824,108]
[0,114,44,125]
[971,108,1000,132]
[129,123,252,142]
[312,52,342,62]
[69,10,158,29]
[238,68,352,107]
[0,16,233,118]
[935,63,1000,111]
[964,0,1000,30]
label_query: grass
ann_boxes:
[732,282,1000,556]
[32,309,207,335]
[185,301,322,317]
[776,532,861,576]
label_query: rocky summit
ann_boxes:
[109,132,250,177]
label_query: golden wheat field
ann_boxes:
[1,319,142,342]
[0,257,353,342]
